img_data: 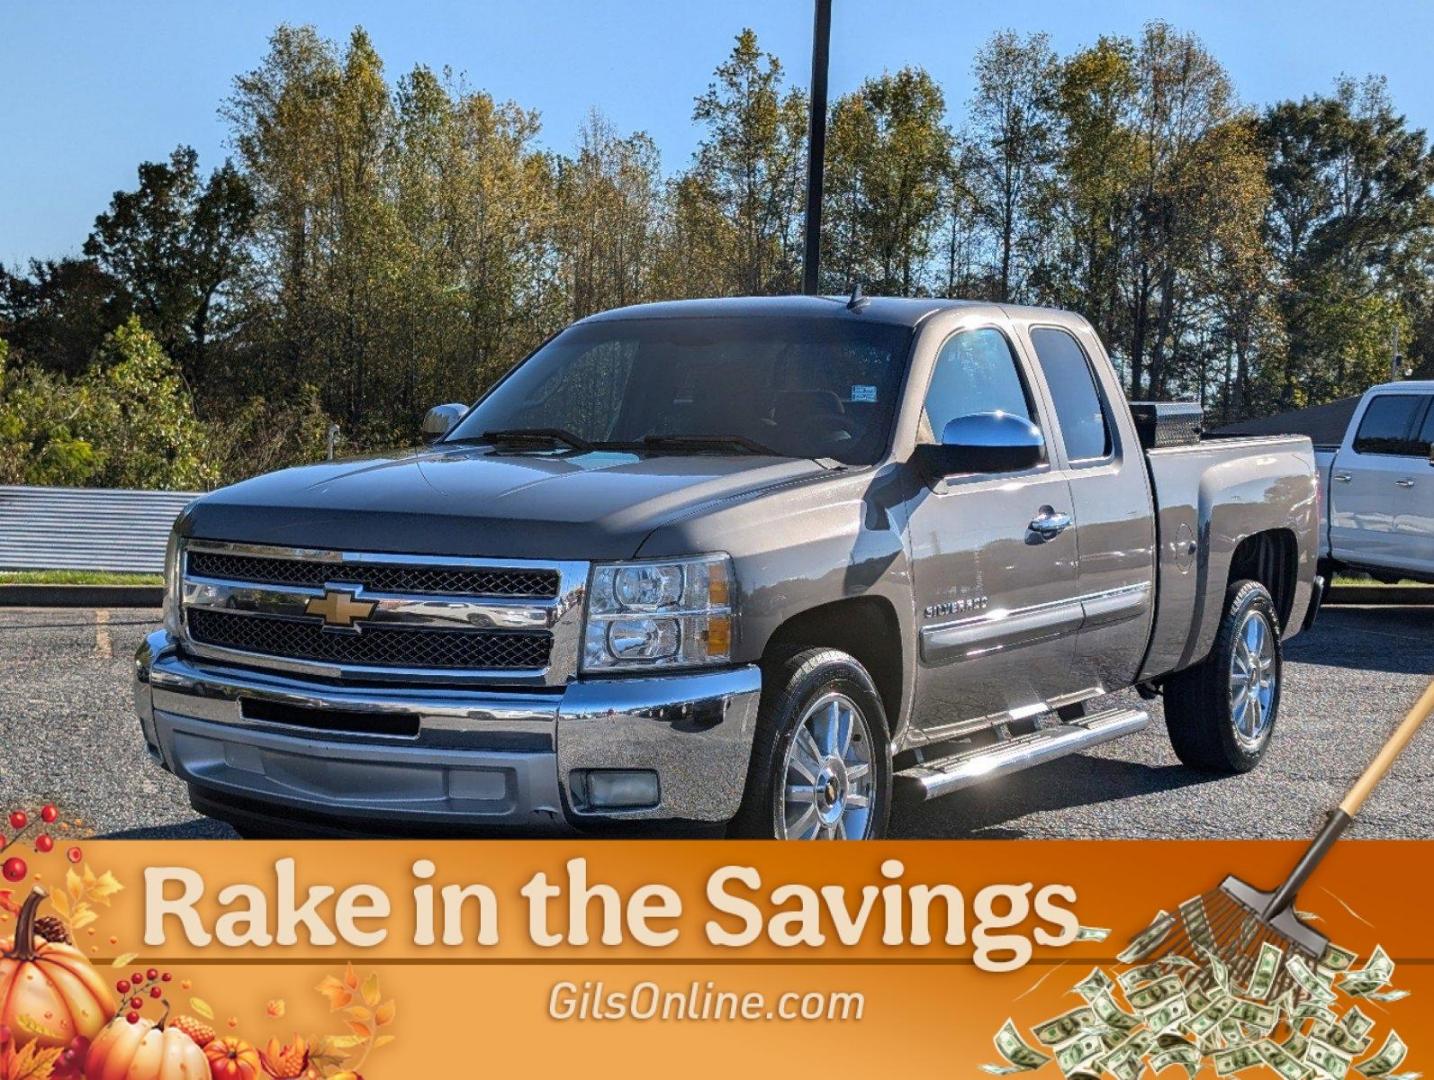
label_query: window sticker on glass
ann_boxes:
[851,384,877,403]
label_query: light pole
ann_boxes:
[802,0,832,295]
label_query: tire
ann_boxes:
[729,648,892,839]
[1164,579,1282,773]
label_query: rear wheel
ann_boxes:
[1164,579,1282,773]
[730,648,892,839]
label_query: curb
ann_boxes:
[1325,584,1434,606]
[0,584,164,608]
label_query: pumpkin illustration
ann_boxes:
[204,1036,262,1080]
[85,1014,208,1080]
[0,887,115,1050]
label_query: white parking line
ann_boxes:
[94,609,112,658]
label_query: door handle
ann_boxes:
[1029,509,1072,539]
[1334,473,1353,483]
[1395,478,1416,488]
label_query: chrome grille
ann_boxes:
[187,549,558,597]
[178,541,586,685]
[187,609,551,670]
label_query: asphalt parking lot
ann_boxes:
[0,605,1430,840]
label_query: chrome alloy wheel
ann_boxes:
[776,691,877,839]
[1229,609,1277,750]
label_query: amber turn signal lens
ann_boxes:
[708,562,731,607]
[705,615,732,657]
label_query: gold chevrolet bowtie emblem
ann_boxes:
[305,588,377,628]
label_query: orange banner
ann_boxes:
[0,840,1427,1078]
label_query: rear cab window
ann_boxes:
[1028,327,1114,463]
[1352,394,1431,456]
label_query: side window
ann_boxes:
[922,328,1034,442]
[1417,400,1434,456]
[1029,327,1113,461]
[1353,395,1429,456]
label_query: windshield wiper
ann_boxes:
[448,428,594,452]
[639,434,782,456]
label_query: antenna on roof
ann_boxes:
[847,282,869,312]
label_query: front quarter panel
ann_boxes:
[636,466,919,735]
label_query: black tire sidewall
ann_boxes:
[732,649,893,839]
[1214,584,1282,769]
[1165,580,1282,773]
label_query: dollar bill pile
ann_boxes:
[983,907,1416,1080]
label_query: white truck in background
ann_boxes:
[1317,380,1434,584]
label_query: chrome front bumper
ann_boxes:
[135,630,761,833]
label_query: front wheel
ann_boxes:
[1164,579,1282,772]
[729,648,892,839]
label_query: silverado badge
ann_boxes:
[306,588,377,628]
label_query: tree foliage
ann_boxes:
[0,318,213,488]
[4,19,1434,493]
[84,145,255,390]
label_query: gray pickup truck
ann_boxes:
[134,296,1322,839]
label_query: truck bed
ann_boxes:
[1139,434,1320,681]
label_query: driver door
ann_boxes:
[904,324,1082,735]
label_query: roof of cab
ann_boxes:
[579,294,962,328]
[580,294,1090,331]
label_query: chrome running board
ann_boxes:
[896,706,1149,801]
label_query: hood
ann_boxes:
[180,444,827,560]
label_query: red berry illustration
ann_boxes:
[66,845,83,863]
[35,834,54,853]
[129,996,143,1010]
[161,972,172,982]
[146,967,159,981]
[41,804,58,824]
[2,857,26,882]
[8,811,26,831]
[131,971,143,985]
[126,1011,140,1024]
[150,986,162,998]
[117,979,130,994]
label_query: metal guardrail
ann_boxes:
[0,485,196,573]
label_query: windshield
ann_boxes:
[446,315,915,465]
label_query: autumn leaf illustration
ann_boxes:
[0,1040,65,1080]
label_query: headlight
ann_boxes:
[583,554,733,672]
[162,529,183,637]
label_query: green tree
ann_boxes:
[0,319,213,489]
[1261,76,1434,404]
[824,68,952,294]
[0,258,130,377]
[0,336,100,485]
[82,317,217,489]
[673,29,808,295]
[84,146,255,391]
[552,111,663,319]
[1041,36,1140,344]
[966,31,1059,301]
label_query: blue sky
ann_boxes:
[4,0,1433,267]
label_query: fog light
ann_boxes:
[582,769,660,810]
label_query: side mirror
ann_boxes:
[916,411,1045,475]
[421,403,467,444]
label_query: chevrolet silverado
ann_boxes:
[134,296,1322,839]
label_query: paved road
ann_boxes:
[1,606,1430,840]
